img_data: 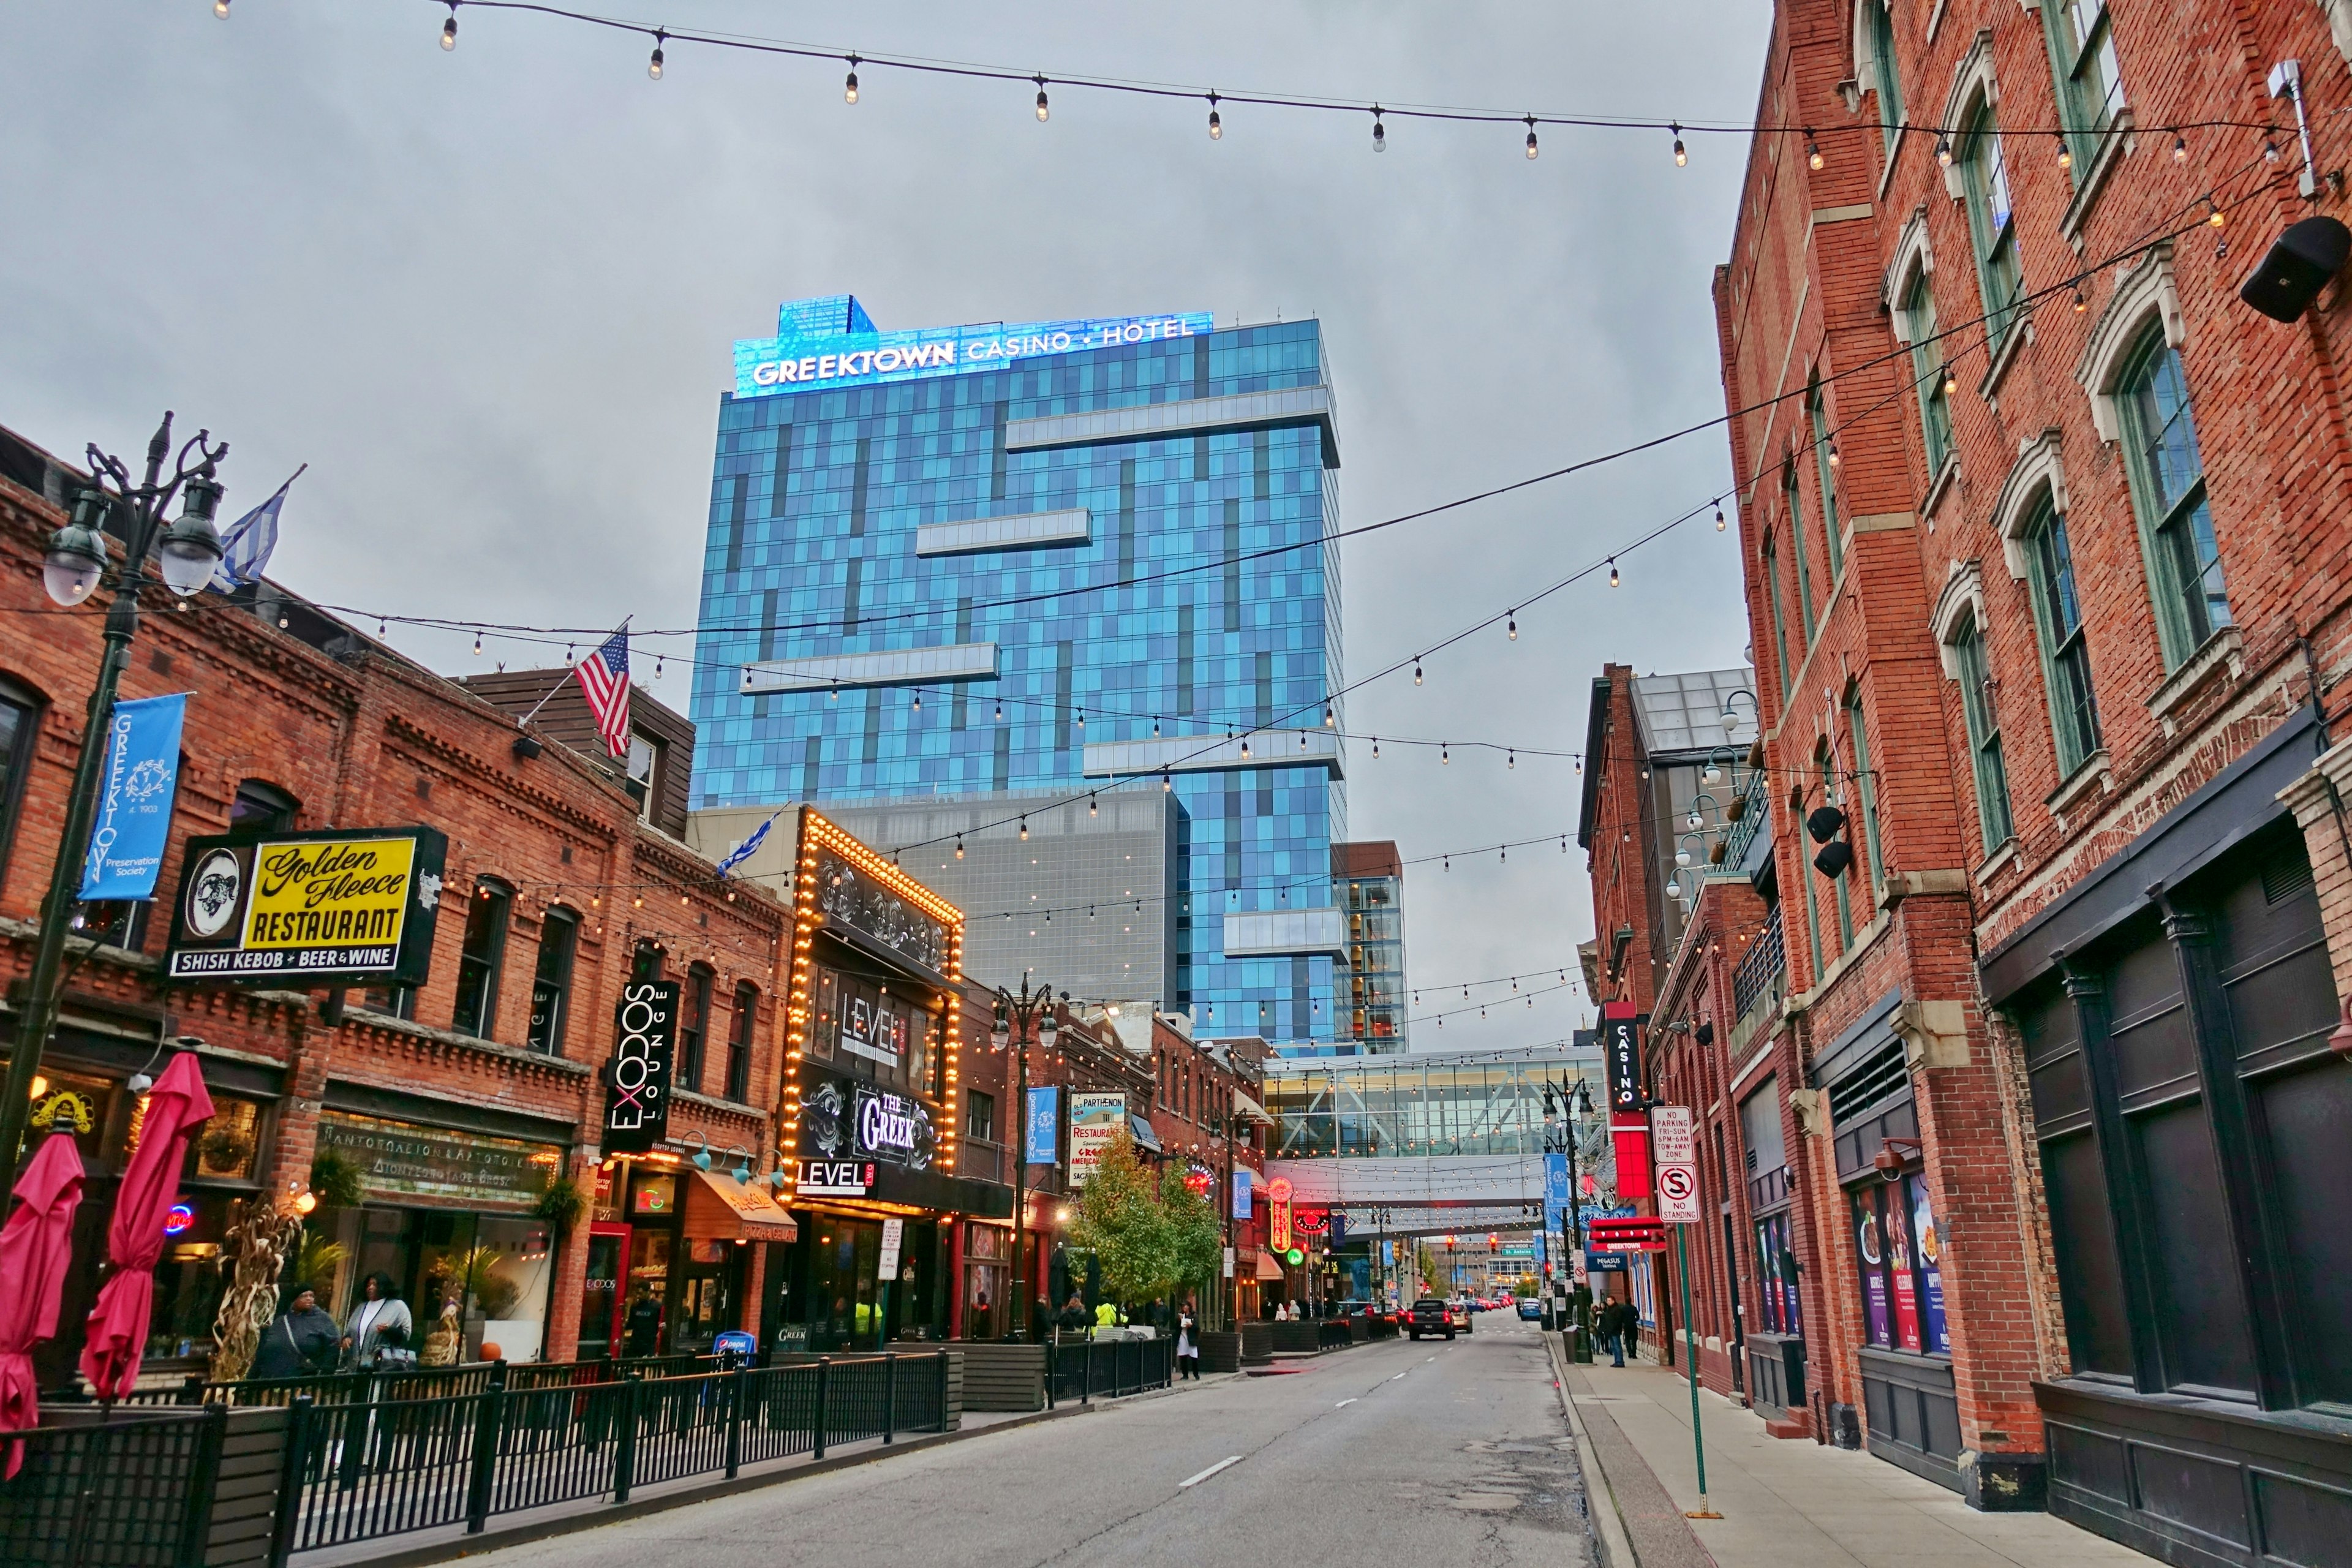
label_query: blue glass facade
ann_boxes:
[689,299,1345,1044]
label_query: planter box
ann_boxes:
[952,1342,1048,1412]
[1197,1331,1242,1374]
[1240,1324,1274,1365]
[1271,1321,1323,1355]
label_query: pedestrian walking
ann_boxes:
[1599,1294,1630,1366]
[1175,1300,1200,1380]
[623,1284,663,1359]
[341,1272,414,1369]
[251,1284,341,1380]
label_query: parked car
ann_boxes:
[1408,1297,1456,1341]
[1517,1298,1544,1321]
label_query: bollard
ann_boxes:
[725,1362,747,1480]
[612,1374,641,1504]
[813,1357,831,1461]
[882,1354,896,1445]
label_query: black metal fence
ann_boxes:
[0,1406,226,1567]
[268,1353,951,1561]
[1044,1337,1174,1406]
[103,1353,716,1411]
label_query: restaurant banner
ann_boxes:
[164,826,447,984]
[1068,1092,1126,1184]
[603,979,679,1155]
[316,1110,564,1209]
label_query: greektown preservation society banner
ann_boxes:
[78,693,187,901]
[164,826,447,984]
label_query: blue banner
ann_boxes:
[80,694,187,901]
[1543,1153,1571,1239]
[1024,1086,1059,1164]
[1232,1167,1253,1220]
[1328,1212,1347,1243]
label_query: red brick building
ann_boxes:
[1691,0,2352,1550]
[0,421,793,1384]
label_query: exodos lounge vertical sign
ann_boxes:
[603,981,679,1154]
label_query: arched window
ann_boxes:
[2019,494,2103,775]
[230,778,300,834]
[0,675,44,897]
[2116,330,2231,666]
[452,878,512,1038]
[527,905,579,1056]
[1898,266,1953,475]
[1762,535,1793,701]
[1958,99,2024,350]
[2041,0,2125,179]
[1860,0,1904,157]
[1943,607,2015,852]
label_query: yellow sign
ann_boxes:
[243,837,416,951]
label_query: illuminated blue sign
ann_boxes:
[734,294,1213,399]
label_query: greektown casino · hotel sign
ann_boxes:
[736,303,1214,398]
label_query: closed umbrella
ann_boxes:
[0,1133,86,1476]
[81,1052,213,1402]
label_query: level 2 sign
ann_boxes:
[1651,1104,1701,1224]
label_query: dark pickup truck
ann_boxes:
[1408,1297,1456,1341]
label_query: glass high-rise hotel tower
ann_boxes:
[687,296,1347,1045]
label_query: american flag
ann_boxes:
[573,627,631,758]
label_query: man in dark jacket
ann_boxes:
[1597,1294,1629,1367]
[624,1284,663,1359]
[251,1284,341,1379]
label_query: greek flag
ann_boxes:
[211,466,304,592]
[714,814,773,879]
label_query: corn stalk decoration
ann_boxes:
[209,1197,307,1382]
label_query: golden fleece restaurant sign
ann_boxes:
[165,826,448,985]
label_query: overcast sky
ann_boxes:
[4,1,1771,1055]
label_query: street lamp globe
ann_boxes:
[1038,1008,1060,1052]
[156,473,226,598]
[42,490,113,606]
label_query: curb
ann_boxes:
[1547,1332,1643,1568]
[315,1404,1089,1568]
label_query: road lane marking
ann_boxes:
[1335,1398,1357,1408]
[1180,1457,1243,1489]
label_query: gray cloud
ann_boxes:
[1,0,1770,1053]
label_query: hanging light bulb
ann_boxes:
[1671,123,1686,165]
[1525,116,1539,160]
[1444,856,1451,873]
[1089,794,1098,817]
[1019,817,1029,841]
[1372,107,1387,151]
[1152,715,1161,737]
[1806,130,1823,170]
[1608,559,1620,589]
[1207,91,1222,140]
[1935,134,1952,167]
[1507,613,1518,641]
[1372,737,1381,759]
[440,3,457,49]
[1035,77,1050,121]
[1075,707,1084,729]
[2264,138,2282,164]
[2208,198,2226,228]
[1826,442,1841,469]
[845,54,859,104]
[1507,750,1516,769]
[1441,744,1450,764]
[214,0,229,16]
[1413,659,1423,685]
[955,835,965,859]
[472,633,483,656]
[2073,285,2088,314]
[1942,366,1959,398]
[1162,770,1172,792]
[2054,132,2071,171]
[994,699,1003,721]
[1715,505,1727,532]
[647,30,665,78]
[2173,133,2188,165]
[1240,736,1251,759]
[1323,700,1335,727]
[912,690,921,711]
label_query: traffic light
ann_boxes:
[1488,1234,1499,1254]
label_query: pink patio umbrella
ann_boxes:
[81,1052,213,1402]
[0,1132,86,1475]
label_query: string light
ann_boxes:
[2073,285,2088,313]
[1323,700,1335,727]
[473,633,482,656]
[1019,816,1029,841]
[648,30,665,78]
[1372,106,1387,151]
[1089,794,1098,817]
[1240,736,1251,759]
[1413,659,1423,685]
[1525,116,1539,160]
[1441,744,1450,764]
[1942,366,1958,397]
[1372,737,1381,759]
[1207,91,1221,140]
[2265,139,2282,164]
[1806,130,1822,170]
[994,699,1003,721]
[1826,442,1841,469]
[1935,135,1952,167]
[440,2,457,50]
[2208,197,2226,228]
[1035,75,1050,121]
[1152,715,1161,737]
[911,691,921,711]
[1608,558,1619,589]
[1507,613,1518,640]
[845,53,859,103]
[1507,749,1516,769]
[2173,133,2188,164]
[1715,506,1726,532]
[1671,123,1686,165]
[214,0,228,17]
[955,835,965,859]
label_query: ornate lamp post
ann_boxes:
[1543,1073,1599,1355]
[0,414,225,1213]
[990,979,1061,1341]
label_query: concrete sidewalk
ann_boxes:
[1555,1352,2154,1568]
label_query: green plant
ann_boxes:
[1159,1164,1222,1297]
[1066,1127,1175,1309]
[307,1149,366,1211]
[198,1126,253,1174]
[291,1229,349,1298]
[427,1243,520,1321]
[533,1174,588,1233]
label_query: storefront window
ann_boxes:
[192,1096,263,1180]
[964,1224,1005,1340]
[1852,1178,1948,1355]
[1753,1211,1800,1336]
[149,1191,235,1360]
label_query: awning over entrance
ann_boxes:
[1254,1250,1286,1281]
[684,1168,798,1243]
[1232,1090,1273,1126]
[1128,1114,1163,1153]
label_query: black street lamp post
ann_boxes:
[0,413,226,1214]
[1543,1073,1599,1357]
[990,979,1061,1341]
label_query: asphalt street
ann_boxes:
[459,1316,1595,1568]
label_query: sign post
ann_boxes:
[1651,1104,1720,1520]
[878,1218,905,1351]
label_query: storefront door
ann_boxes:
[672,1239,744,1353]
[807,1218,881,1351]
[579,1226,627,1359]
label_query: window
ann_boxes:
[1822,750,1852,950]
[1809,375,1842,578]
[626,733,665,824]
[526,907,579,1055]
[726,982,756,1101]
[1762,538,1793,700]
[1902,273,1954,475]
[678,964,714,1092]
[2021,497,2103,775]
[1864,0,1904,155]
[451,880,511,1038]
[2117,331,2230,666]
[1754,1210,1801,1336]
[1848,692,1884,901]
[631,940,666,982]
[228,779,299,834]
[1950,614,2016,850]
[965,1089,997,1143]
[1959,108,2026,352]
[1852,1175,1950,1354]
[0,681,40,895]
[2044,0,2125,177]
[1785,467,1817,641]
